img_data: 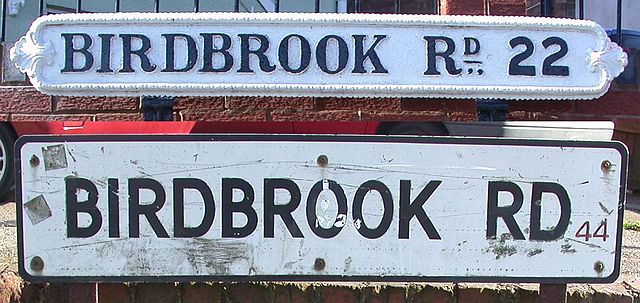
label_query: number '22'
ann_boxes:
[508,36,569,76]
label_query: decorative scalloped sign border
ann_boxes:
[10,12,628,100]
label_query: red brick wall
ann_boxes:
[0,87,477,123]
[1,278,634,303]
[440,0,526,16]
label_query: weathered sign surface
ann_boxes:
[17,135,627,283]
[10,12,627,99]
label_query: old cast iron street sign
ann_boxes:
[10,13,627,99]
[16,135,627,283]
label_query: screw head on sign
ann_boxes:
[29,155,40,167]
[601,160,612,172]
[314,258,326,271]
[317,155,328,167]
[594,261,605,273]
[30,256,44,272]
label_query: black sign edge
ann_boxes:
[14,134,629,284]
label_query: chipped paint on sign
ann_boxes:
[485,233,518,260]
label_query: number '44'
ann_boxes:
[575,220,609,241]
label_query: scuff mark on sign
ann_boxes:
[181,238,251,275]
[484,233,517,260]
[565,238,603,249]
[344,256,352,273]
[527,248,543,257]
[561,243,577,254]
[66,146,77,162]
[81,238,132,253]
[52,237,253,276]
[599,202,613,215]
[284,240,309,270]
[94,179,108,188]
[24,195,52,225]
[42,144,68,170]
[136,170,153,178]
[509,168,524,179]
[137,239,251,275]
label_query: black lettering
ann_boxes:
[108,178,119,238]
[306,180,347,238]
[278,34,311,74]
[316,35,348,74]
[399,180,441,239]
[128,178,169,238]
[200,33,233,72]
[352,180,393,239]
[508,36,536,76]
[352,35,388,74]
[264,179,303,238]
[61,33,94,72]
[238,34,276,73]
[542,37,569,76]
[529,182,571,241]
[423,36,462,76]
[162,34,198,72]
[173,178,215,238]
[66,177,101,238]
[464,37,480,55]
[486,181,525,240]
[222,178,258,237]
[119,34,157,73]
[97,34,114,73]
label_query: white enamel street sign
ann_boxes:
[10,13,627,100]
[17,135,626,283]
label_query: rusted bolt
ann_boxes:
[594,261,605,273]
[314,258,326,271]
[601,160,612,172]
[29,155,40,167]
[317,155,328,167]
[30,256,44,272]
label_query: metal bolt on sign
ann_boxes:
[317,155,328,167]
[314,258,326,271]
[30,256,44,272]
[601,160,612,172]
[594,261,605,273]
[29,155,39,167]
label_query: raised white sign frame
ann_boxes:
[10,13,627,100]
[16,135,627,283]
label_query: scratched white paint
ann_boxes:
[17,136,626,282]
